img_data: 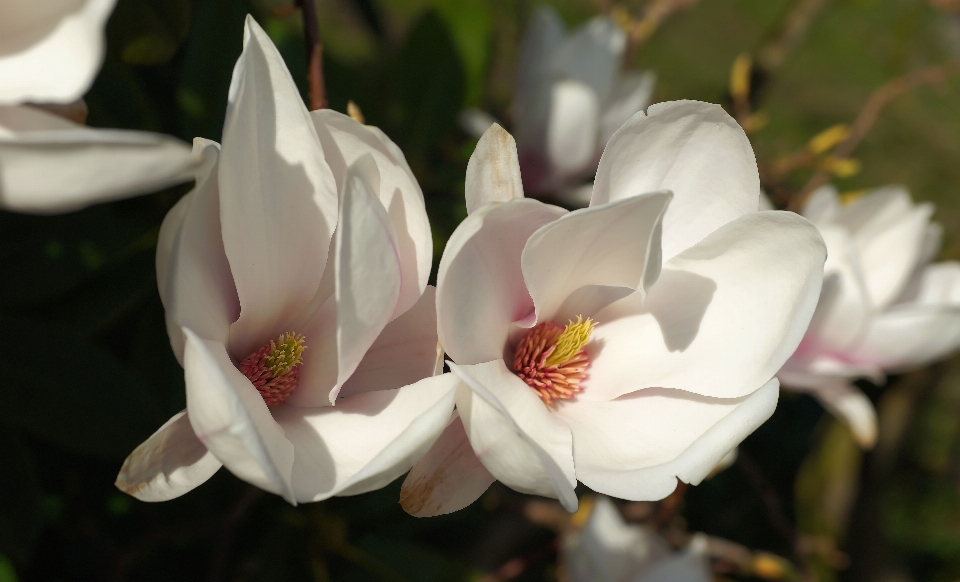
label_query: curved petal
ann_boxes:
[797,381,878,449]
[274,373,458,503]
[115,411,222,502]
[220,16,338,358]
[183,329,295,503]
[158,139,239,365]
[0,105,198,213]
[558,379,779,501]
[400,414,496,517]
[546,80,600,176]
[592,101,759,261]
[549,15,625,103]
[639,546,712,582]
[522,191,670,323]
[801,184,840,225]
[586,211,825,401]
[851,304,960,371]
[450,360,578,511]
[514,5,565,120]
[437,199,566,365]
[896,261,960,306]
[337,286,439,400]
[311,109,431,316]
[598,71,657,150]
[0,0,115,104]
[465,123,524,215]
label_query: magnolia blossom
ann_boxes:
[461,6,655,205]
[400,101,826,516]
[115,17,456,503]
[779,185,960,448]
[0,0,198,213]
[563,496,711,582]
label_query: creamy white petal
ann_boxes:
[465,123,524,214]
[220,16,337,358]
[795,381,878,449]
[592,101,759,261]
[522,191,670,323]
[311,109,431,317]
[274,373,458,503]
[0,0,115,104]
[802,184,840,225]
[514,5,565,121]
[0,105,198,212]
[586,211,825,401]
[558,380,779,501]
[851,304,960,371]
[897,261,960,306]
[639,547,712,582]
[546,80,600,176]
[400,414,496,517]
[549,15,625,103]
[458,108,498,139]
[598,71,657,150]
[183,329,295,502]
[450,360,578,511]
[437,199,566,365]
[115,411,222,502]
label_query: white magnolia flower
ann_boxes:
[400,101,826,516]
[115,17,456,504]
[461,6,655,206]
[0,0,198,213]
[563,496,711,582]
[779,185,960,448]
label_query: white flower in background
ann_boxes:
[115,17,455,503]
[460,6,655,206]
[0,0,199,213]
[779,185,960,448]
[400,101,826,516]
[563,496,711,582]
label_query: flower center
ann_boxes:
[238,332,307,405]
[512,316,595,406]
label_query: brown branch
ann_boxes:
[296,0,327,110]
[791,60,960,210]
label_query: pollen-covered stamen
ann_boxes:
[512,316,596,406]
[238,332,307,405]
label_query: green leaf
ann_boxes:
[0,430,42,564]
[107,0,192,66]
[432,0,491,106]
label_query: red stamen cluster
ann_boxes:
[512,322,591,405]
[238,342,302,406]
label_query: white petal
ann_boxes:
[219,16,338,358]
[549,16,626,103]
[546,80,600,176]
[183,329,295,502]
[514,5,565,121]
[795,381,878,449]
[592,101,759,261]
[274,373,458,503]
[338,286,439,399]
[0,0,115,104]
[400,414,496,517]
[586,211,825,401]
[465,123,524,214]
[522,191,670,323]
[115,411,222,502]
[158,139,239,365]
[437,199,566,365]
[802,184,840,225]
[558,380,779,501]
[0,105,198,213]
[598,71,657,149]
[450,360,578,511]
[896,261,960,306]
[639,548,712,582]
[458,108,497,139]
[311,109,431,317]
[851,304,960,372]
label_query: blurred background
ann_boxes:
[1,0,959,580]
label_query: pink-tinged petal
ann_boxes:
[897,261,960,306]
[183,329,295,503]
[159,139,239,365]
[450,360,578,511]
[465,123,524,215]
[558,379,779,501]
[0,105,198,213]
[549,16,625,103]
[338,286,439,399]
[546,80,600,176]
[274,373,458,503]
[0,0,115,104]
[592,101,759,261]
[311,109,431,317]
[838,187,932,309]
[791,380,878,449]
[513,5,564,122]
[522,191,670,323]
[400,414,496,517]
[851,304,960,372]
[778,357,884,389]
[597,71,657,150]
[437,199,566,365]
[290,155,402,407]
[115,411,222,502]
[219,16,338,358]
[586,211,825,401]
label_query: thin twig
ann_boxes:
[208,486,265,582]
[477,539,559,582]
[296,0,328,110]
[736,453,799,552]
[757,0,834,72]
